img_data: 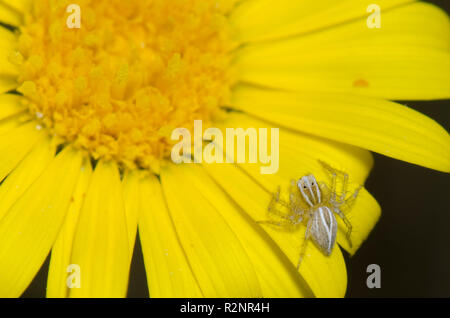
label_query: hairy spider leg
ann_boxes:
[319,160,349,204]
[343,185,363,209]
[334,207,353,248]
[340,173,349,203]
[297,216,314,269]
[319,160,361,248]
[271,186,291,208]
[267,186,292,218]
[257,219,292,228]
[319,160,337,201]
[259,187,303,227]
[257,212,304,228]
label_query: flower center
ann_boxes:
[15,0,235,171]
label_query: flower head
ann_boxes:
[0,0,448,298]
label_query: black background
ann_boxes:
[22,0,450,298]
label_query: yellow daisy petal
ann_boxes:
[215,112,374,184]
[231,0,416,43]
[0,136,54,222]
[234,2,450,100]
[122,171,141,257]
[0,26,15,49]
[46,160,92,298]
[0,77,18,95]
[0,122,45,181]
[0,2,22,26]
[0,94,26,121]
[337,189,380,255]
[69,160,130,298]
[161,164,262,297]
[0,50,19,78]
[0,146,83,297]
[0,112,29,136]
[182,164,313,297]
[230,86,450,172]
[0,0,31,14]
[138,173,203,298]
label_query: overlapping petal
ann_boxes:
[229,86,450,172]
[0,146,82,297]
[234,2,450,100]
[46,160,92,298]
[137,172,203,298]
[69,161,130,297]
[231,0,417,43]
[161,164,263,297]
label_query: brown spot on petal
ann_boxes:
[353,79,370,88]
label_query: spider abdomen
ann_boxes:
[310,206,338,256]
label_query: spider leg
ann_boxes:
[268,185,306,220]
[297,217,314,270]
[262,186,307,230]
[269,186,291,209]
[257,219,290,228]
[290,209,304,225]
[263,192,294,224]
[343,185,363,209]
[261,208,294,222]
[334,208,353,248]
[319,160,337,201]
[258,209,304,233]
[267,203,291,220]
[264,205,304,227]
[319,160,350,203]
[340,173,349,203]
[273,186,281,200]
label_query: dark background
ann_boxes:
[22,0,449,298]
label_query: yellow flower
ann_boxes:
[0,0,448,298]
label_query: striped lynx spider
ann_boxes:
[260,161,361,269]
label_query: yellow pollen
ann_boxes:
[15,0,236,171]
